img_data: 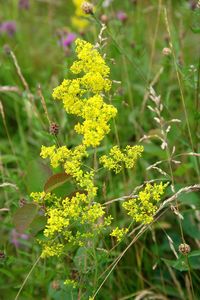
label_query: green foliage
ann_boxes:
[163,250,200,272]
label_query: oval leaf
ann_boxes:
[30,215,47,235]
[25,159,52,193]
[44,173,72,193]
[13,204,38,233]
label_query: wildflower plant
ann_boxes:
[27,38,162,259]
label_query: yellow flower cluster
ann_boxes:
[110,227,128,242]
[71,0,92,31]
[40,144,97,197]
[74,95,117,147]
[32,38,145,258]
[122,182,168,224]
[31,191,106,257]
[40,145,71,168]
[40,241,64,258]
[53,39,117,147]
[32,39,119,257]
[30,191,58,206]
[64,279,78,288]
[100,145,144,173]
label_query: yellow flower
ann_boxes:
[44,208,70,237]
[33,37,145,258]
[81,202,105,224]
[30,191,52,204]
[41,242,64,258]
[100,145,144,173]
[122,182,168,224]
[110,227,128,242]
[64,279,78,288]
[71,39,110,78]
[40,145,71,168]
[52,39,116,147]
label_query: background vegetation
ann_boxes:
[0,0,200,299]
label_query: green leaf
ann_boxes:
[182,210,200,239]
[143,143,167,160]
[173,163,193,177]
[13,204,38,233]
[29,215,47,235]
[25,159,52,193]
[48,281,78,300]
[162,250,200,272]
[44,173,71,193]
[178,192,200,206]
[189,250,200,258]
[0,269,15,279]
[74,247,89,274]
[162,258,189,272]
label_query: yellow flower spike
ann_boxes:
[34,38,145,258]
[52,39,116,147]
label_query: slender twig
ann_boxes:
[37,84,51,125]
[157,184,200,213]
[10,50,30,92]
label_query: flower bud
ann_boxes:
[162,47,171,56]
[3,44,11,55]
[81,2,94,15]
[178,243,191,255]
[100,14,109,24]
[49,122,59,136]
[19,198,27,207]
